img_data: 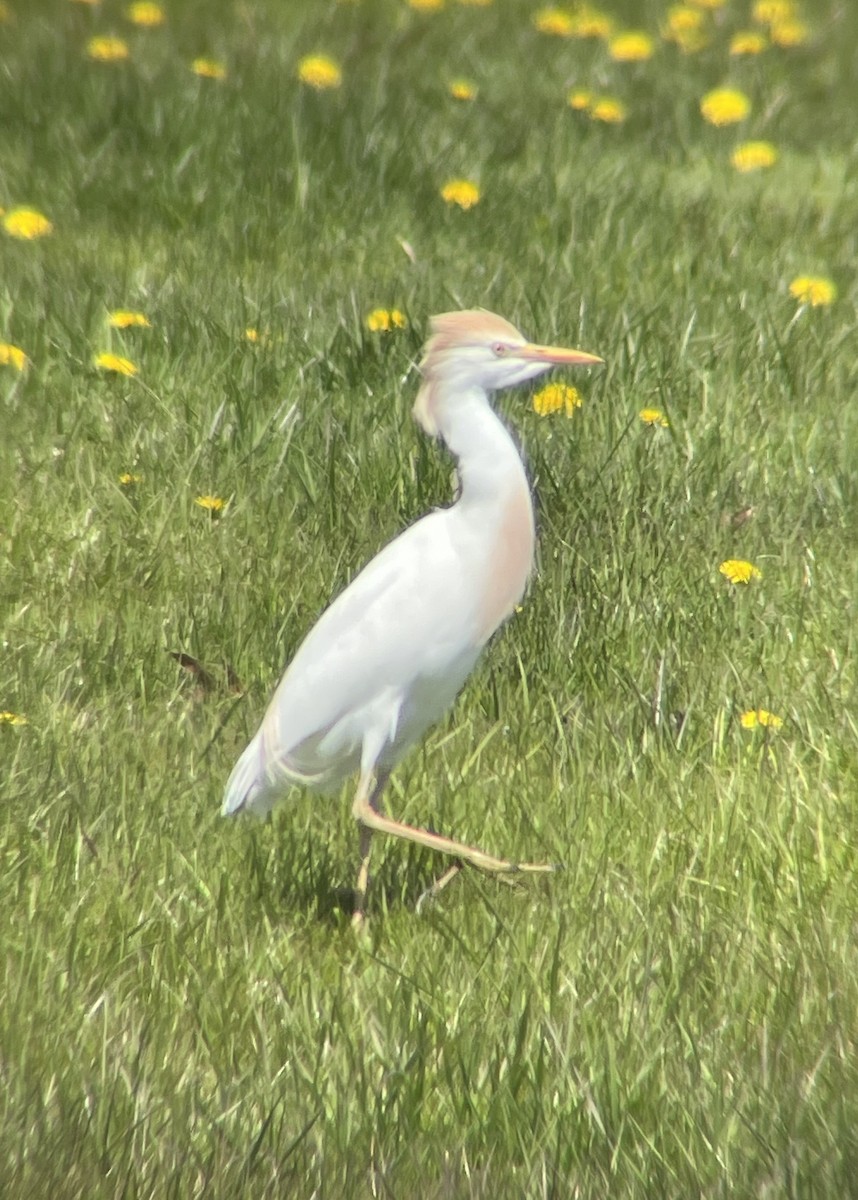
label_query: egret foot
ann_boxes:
[416,857,559,913]
[416,862,463,913]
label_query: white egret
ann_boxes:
[223,309,603,921]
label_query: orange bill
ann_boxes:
[518,342,604,366]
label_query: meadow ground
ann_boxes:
[2,0,858,1195]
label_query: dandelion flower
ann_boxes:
[639,407,669,427]
[533,8,574,37]
[789,276,836,306]
[665,5,704,34]
[3,206,53,239]
[95,352,137,376]
[590,97,627,123]
[609,31,655,61]
[730,30,768,54]
[449,79,477,101]
[119,471,142,485]
[408,0,444,9]
[533,383,582,417]
[571,7,614,37]
[753,0,795,23]
[731,141,778,172]
[126,2,165,26]
[740,708,783,729]
[663,4,708,49]
[108,309,151,328]
[700,88,750,126]
[770,19,809,46]
[719,559,762,584]
[297,54,342,90]
[0,711,28,726]
[0,343,28,371]
[441,179,480,209]
[87,35,130,61]
[568,91,625,123]
[195,494,226,514]
[191,57,227,79]
[568,90,593,111]
[366,309,407,332]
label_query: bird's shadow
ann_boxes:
[243,826,454,928]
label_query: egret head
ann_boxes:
[414,309,602,435]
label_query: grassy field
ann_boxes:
[2,0,858,1195]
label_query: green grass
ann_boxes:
[2,0,858,1195]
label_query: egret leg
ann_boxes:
[351,824,374,931]
[417,858,524,914]
[352,772,557,884]
[351,770,389,929]
[415,862,463,914]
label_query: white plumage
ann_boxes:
[223,308,602,921]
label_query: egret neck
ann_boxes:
[436,384,535,645]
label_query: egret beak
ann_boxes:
[518,342,604,367]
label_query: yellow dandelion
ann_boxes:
[119,471,142,485]
[441,179,480,209]
[3,206,53,239]
[700,88,750,126]
[532,383,582,417]
[0,342,29,371]
[568,90,593,111]
[195,494,226,514]
[571,6,614,37]
[408,0,444,8]
[730,30,768,54]
[108,309,151,328]
[639,407,669,427]
[366,309,407,332]
[448,79,477,101]
[609,31,655,61]
[191,57,227,79]
[719,559,762,584]
[244,327,260,343]
[95,352,137,376]
[86,35,130,62]
[297,54,342,90]
[664,4,704,34]
[753,0,795,23]
[0,711,28,726]
[789,276,836,307]
[770,19,809,46]
[126,1,164,26]
[590,96,627,123]
[740,708,783,729]
[533,8,574,37]
[731,141,778,172]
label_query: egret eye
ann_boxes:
[492,342,509,357]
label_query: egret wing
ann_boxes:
[224,507,481,812]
